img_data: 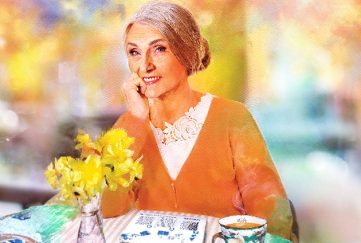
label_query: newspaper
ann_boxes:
[120,210,207,243]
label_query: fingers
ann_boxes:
[121,73,150,120]
[139,82,147,95]
[125,73,146,95]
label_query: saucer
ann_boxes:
[0,233,37,243]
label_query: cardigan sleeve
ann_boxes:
[112,112,149,159]
[101,112,149,218]
[229,103,293,239]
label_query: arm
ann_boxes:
[229,104,293,239]
[102,73,150,218]
[101,112,149,218]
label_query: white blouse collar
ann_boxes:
[150,93,213,145]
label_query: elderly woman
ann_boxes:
[101,1,295,240]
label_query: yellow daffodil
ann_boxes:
[44,128,143,204]
[75,130,92,149]
[45,162,59,189]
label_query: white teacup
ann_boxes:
[212,215,267,243]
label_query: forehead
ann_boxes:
[125,23,166,45]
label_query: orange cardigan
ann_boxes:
[101,96,293,239]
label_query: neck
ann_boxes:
[149,82,200,128]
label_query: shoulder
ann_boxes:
[211,95,248,110]
[210,95,253,122]
[112,111,142,129]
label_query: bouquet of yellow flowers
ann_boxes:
[45,128,143,204]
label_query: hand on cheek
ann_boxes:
[121,73,149,120]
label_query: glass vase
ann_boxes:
[77,193,105,243]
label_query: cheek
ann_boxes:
[169,59,187,75]
[157,56,183,71]
[128,60,138,72]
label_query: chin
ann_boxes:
[144,90,160,98]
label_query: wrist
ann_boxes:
[130,110,148,121]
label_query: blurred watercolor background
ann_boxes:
[1,0,361,242]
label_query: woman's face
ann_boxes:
[125,23,188,98]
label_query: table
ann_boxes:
[58,210,220,242]
[57,210,290,243]
[0,205,290,242]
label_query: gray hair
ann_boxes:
[124,1,211,75]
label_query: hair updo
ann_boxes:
[125,1,211,75]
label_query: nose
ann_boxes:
[139,51,155,73]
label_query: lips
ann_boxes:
[142,76,161,85]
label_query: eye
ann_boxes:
[128,49,140,56]
[155,46,166,53]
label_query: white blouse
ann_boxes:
[150,93,213,180]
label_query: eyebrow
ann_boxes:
[127,38,167,47]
